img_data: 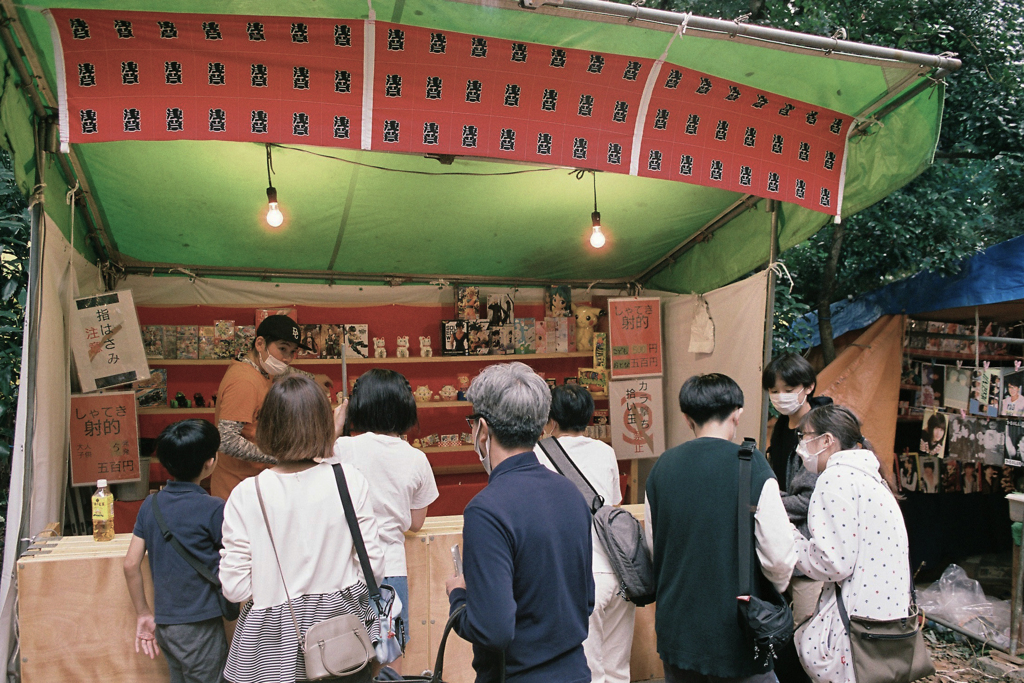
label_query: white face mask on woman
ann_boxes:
[796,433,827,473]
[770,390,807,416]
[260,348,289,376]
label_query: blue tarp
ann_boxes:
[797,234,1024,347]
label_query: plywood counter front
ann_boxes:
[18,506,661,682]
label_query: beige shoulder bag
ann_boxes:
[255,474,376,680]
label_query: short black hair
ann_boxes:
[156,419,220,481]
[762,352,816,392]
[347,369,418,435]
[1007,374,1023,389]
[678,373,744,426]
[549,384,595,432]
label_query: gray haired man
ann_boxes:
[445,363,595,683]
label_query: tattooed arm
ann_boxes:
[217,420,276,464]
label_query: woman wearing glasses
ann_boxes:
[791,405,911,683]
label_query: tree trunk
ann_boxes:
[818,222,845,366]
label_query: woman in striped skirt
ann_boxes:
[220,375,386,682]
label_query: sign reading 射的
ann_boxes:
[609,377,665,460]
[70,290,149,392]
[70,391,140,486]
[607,297,663,379]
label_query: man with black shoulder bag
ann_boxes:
[645,374,796,683]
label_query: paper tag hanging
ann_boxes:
[688,295,715,354]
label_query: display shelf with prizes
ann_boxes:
[373,338,387,358]
[396,336,410,358]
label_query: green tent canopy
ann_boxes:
[2,0,957,293]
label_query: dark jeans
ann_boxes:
[155,617,228,683]
[664,663,779,683]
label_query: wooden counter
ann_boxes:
[18,506,661,682]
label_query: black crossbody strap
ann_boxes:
[736,438,757,597]
[538,437,604,514]
[150,492,222,589]
[332,463,381,603]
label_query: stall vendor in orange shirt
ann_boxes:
[211,315,320,499]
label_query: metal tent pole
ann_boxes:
[522,0,962,72]
[759,201,779,450]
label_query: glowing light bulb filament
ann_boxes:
[266,186,284,227]
[590,211,606,248]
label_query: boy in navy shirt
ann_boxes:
[123,420,227,683]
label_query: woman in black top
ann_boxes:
[763,353,831,683]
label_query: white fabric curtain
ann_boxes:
[0,213,100,680]
[662,272,769,449]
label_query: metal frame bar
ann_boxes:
[523,0,962,73]
[118,260,640,290]
[759,200,779,450]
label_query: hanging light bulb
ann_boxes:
[588,171,607,248]
[264,144,284,228]
[590,211,606,248]
[266,186,284,227]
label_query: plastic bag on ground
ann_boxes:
[916,564,1010,649]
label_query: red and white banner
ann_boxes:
[49,9,852,215]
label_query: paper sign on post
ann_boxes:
[607,297,663,379]
[609,378,665,460]
[69,391,140,486]
[70,290,149,392]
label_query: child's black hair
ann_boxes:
[155,419,220,481]
[678,373,744,426]
[347,368,418,435]
[762,352,817,392]
[549,384,595,433]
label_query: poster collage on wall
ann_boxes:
[899,355,1024,495]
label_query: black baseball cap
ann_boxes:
[256,315,313,351]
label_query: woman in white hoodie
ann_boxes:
[791,405,911,683]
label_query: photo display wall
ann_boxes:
[898,319,1024,494]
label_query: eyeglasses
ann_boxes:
[465,413,485,430]
[796,431,819,441]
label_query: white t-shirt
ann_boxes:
[534,435,622,574]
[328,432,439,577]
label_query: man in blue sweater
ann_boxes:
[446,362,595,683]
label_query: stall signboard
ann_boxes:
[69,392,140,486]
[608,297,663,379]
[70,290,149,392]
[609,378,665,460]
[50,10,852,217]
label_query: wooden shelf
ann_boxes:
[148,352,595,366]
[432,464,485,476]
[900,384,922,391]
[417,401,473,409]
[139,407,215,415]
[422,446,475,453]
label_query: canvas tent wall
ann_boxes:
[0,0,960,678]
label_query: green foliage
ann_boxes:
[644,0,1023,344]
[0,149,30,533]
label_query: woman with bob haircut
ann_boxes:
[328,369,438,673]
[791,404,910,683]
[220,375,385,683]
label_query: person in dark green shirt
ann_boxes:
[645,373,795,682]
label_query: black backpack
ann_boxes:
[537,437,656,606]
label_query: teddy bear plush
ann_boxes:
[373,337,387,358]
[572,304,603,352]
[396,336,410,358]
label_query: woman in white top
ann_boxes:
[534,384,632,683]
[329,369,439,674]
[792,404,911,683]
[221,375,385,683]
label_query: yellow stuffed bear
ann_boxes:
[572,304,603,352]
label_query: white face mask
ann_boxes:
[474,420,493,475]
[796,434,827,473]
[260,347,289,376]
[770,390,807,416]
